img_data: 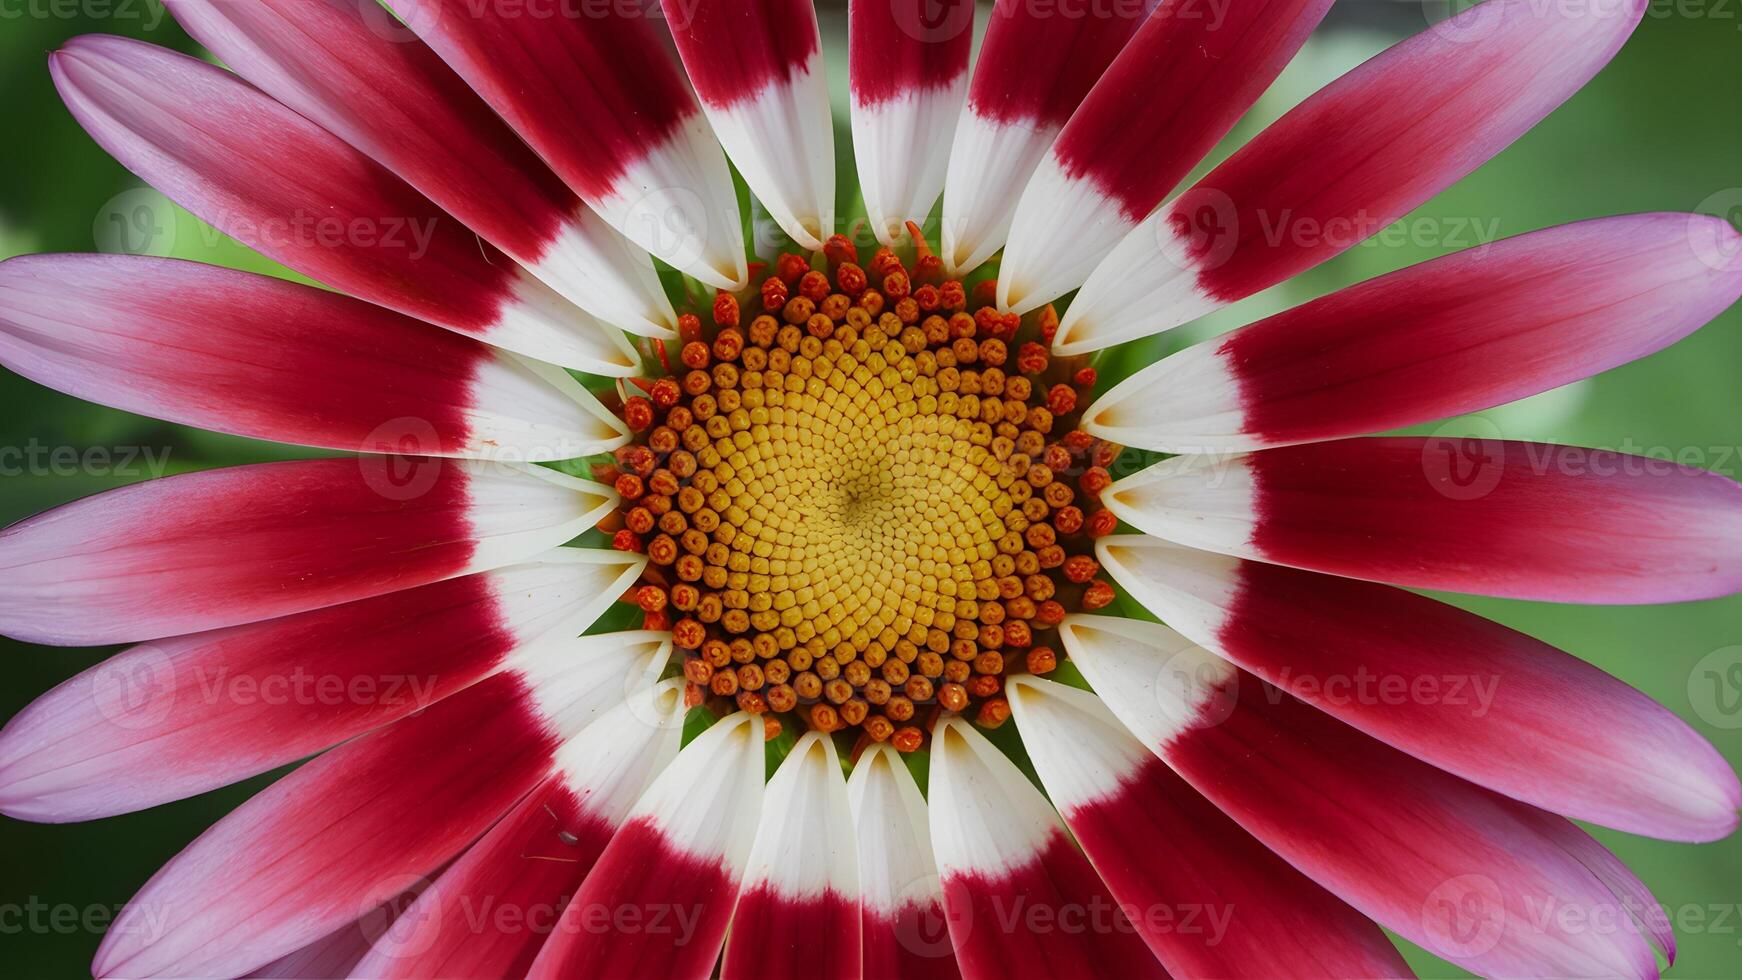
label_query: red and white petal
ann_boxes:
[1084,214,1742,451]
[355,678,688,979]
[0,458,614,646]
[1005,675,1411,977]
[1060,615,1667,979]
[247,881,432,980]
[528,711,766,980]
[0,254,629,460]
[1099,537,1742,841]
[51,35,636,374]
[163,0,677,339]
[1055,0,1646,354]
[663,0,834,250]
[0,549,645,822]
[998,0,1330,313]
[849,0,972,245]
[848,743,960,980]
[940,0,1150,275]
[1103,439,1742,603]
[928,716,1166,980]
[382,0,747,289]
[723,732,860,980]
[91,632,670,979]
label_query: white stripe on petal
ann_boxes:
[928,716,1058,876]
[854,88,967,248]
[504,630,670,740]
[461,463,620,571]
[706,59,836,251]
[848,743,940,917]
[741,732,857,899]
[1004,675,1147,808]
[590,118,752,291]
[1099,457,1259,559]
[1052,208,1223,355]
[1057,614,1238,747]
[1080,343,1244,454]
[940,113,1056,277]
[998,158,1138,315]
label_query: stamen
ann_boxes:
[605,249,1121,749]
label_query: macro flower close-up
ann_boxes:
[3,0,1742,976]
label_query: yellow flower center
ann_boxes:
[610,238,1120,749]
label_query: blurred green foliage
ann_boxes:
[4,1,1742,976]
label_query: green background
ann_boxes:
[3,0,1742,975]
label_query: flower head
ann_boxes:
[1,0,1741,977]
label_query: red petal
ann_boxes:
[940,0,1149,273]
[379,0,746,287]
[1061,0,1646,349]
[1105,438,1742,603]
[164,0,675,337]
[1000,0,1330,312]
[51,35,635,372]
[0,458,613,645]
[1008,676,1411,977]
[0,551,642,820]
[1084,214,1742,447]
[0,254,629,459]
[1101,538,1741,841]
[1064,616,1666,978]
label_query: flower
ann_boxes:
[1,0,1740,977]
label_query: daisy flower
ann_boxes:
[2,0,1741,977]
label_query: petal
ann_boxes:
[354,679,687,979]
[1056,0,1646,353]
[848,0,972,245]
[1100,537,1742,841]
[723,732,861,980]
[1084,214,1742,447]
[382,0,748,288]
[1060,615,1665,979]
[940,0,1149,275]
[528,711,766,980]
[928,716,1166,980]
[51,35,636,374]
[1005,675,1411,977]
[662,0,834,250]
[0,254,630,459]
[0,549,644,821]
[0,458,614,645]
[92,632,670,979]
[246,881,431,979]
[847,743,961,980]
[163,0,676,339]
[1103,438,1742,603]
[999,0,1330,313]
